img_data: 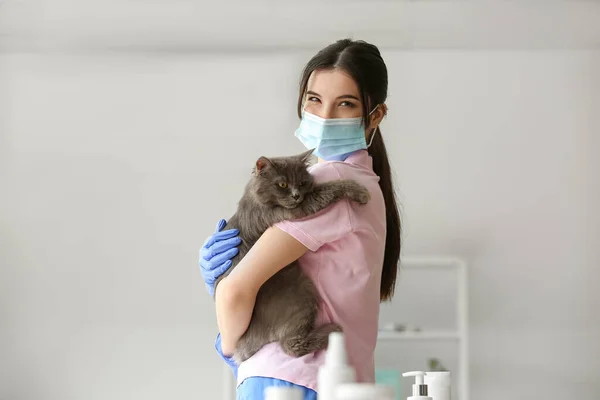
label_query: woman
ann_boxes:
[199,38,402,400]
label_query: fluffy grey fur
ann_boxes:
[215,149,370,363]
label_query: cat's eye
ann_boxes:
[278,182,288,188]
[299,181,307,187]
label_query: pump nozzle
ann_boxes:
[325,332,348,366]
[402,371,428,397]
[318,332,355,400]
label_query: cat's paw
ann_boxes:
[347,185,370,205]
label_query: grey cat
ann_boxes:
[215,149,370,364]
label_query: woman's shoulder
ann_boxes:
[308,160,372,183]
[307,162,341,181]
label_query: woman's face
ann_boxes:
[303,68,384,138]
[303,68,363,120]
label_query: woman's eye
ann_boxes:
[340,101,356,108]
[307,96,320,103]
[278,182,288,188]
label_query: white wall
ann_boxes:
[384,50,600,400]
[1,48,598,400]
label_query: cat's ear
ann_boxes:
[298,149,315,164]
[254,156,273,176]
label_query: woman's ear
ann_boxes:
[368,104,387,132]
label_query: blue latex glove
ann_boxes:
[199,219,241,296]
[215,333,239,379]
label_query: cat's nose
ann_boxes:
[292,193,300,200]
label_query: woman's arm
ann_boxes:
[215,225,308,356]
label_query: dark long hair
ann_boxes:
[296,39,402,302]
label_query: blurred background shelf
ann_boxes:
[377,330,460,341]
[375,256,469,400]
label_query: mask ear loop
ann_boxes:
[367,127,378,148]
[367,105,380,148]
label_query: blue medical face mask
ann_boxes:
[294,106,379,161]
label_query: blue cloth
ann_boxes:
[215,335,316,399]
[237,377,317,400]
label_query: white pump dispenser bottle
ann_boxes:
[402,371,432,400]
[317,332,356,400]
[424,371,451,400]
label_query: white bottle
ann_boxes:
[402,371,432,400]
[264,386,303,400]
[336,383,396,400]
[317,332,356,400]
[424,372,450,400]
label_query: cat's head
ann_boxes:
[250,149,315,209]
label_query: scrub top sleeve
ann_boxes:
[275,163,353,252]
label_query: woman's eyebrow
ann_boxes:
[336,94,360,101]
[306,90,360,101]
